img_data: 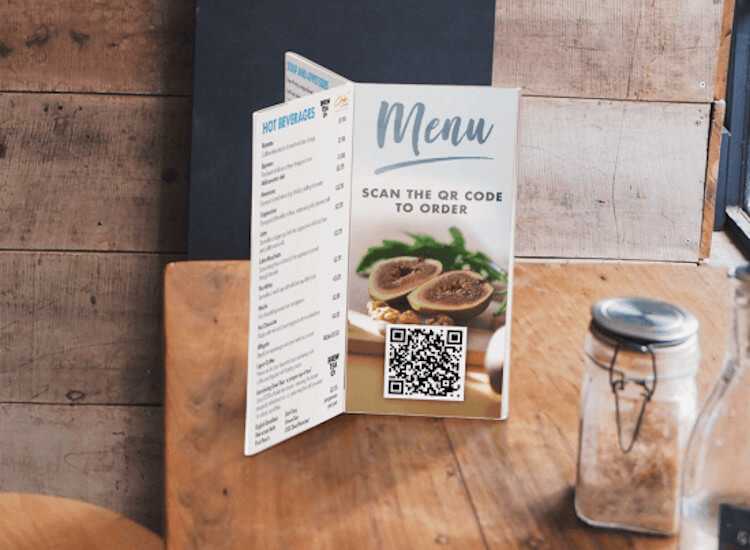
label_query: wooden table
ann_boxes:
[164,261,729,549]
[0,493,162,550]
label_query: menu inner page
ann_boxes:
[246,85,353,455]
[284,51,349,102]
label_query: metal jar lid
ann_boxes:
[591,297,699,347]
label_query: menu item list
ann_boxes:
[246,85,353,455]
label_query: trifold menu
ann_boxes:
[247,53,519,455]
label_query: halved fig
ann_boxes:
[368,256,443,302]
[407,271,493,319]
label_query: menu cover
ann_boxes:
[246,53,519,455]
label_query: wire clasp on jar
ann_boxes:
[606,342,658,453]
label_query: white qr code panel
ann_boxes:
[384,325,467,401]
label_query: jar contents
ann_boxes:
[576,396,681,534]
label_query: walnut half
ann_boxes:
[397,310,419,324]
[370,305,400,323]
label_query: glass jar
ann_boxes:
[679,265,750,548]
[575,297,701,535]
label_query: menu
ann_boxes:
[246,53,519,455]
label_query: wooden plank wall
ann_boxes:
[517,98,710,260]
[0,0,728,534]
[0,0,194,533]
[498,0,725,260]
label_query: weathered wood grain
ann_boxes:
[0,93,709,261]
[714,0,736,101]
[164,261,484,549]
[0,403,163,533]
[493,0,722,102]
[444,262,729,549]
[0,251,176,404]
[0,0,193,95]
[0,93,190,252]
[517,97,710,261]
[164,260,730,548]
[700,101,726,259]
[0,493,162,550]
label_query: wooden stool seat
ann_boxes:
[0,493,162,550]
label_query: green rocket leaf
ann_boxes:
[356,227,507,283]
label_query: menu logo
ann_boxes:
[334,92,351,110]
[375,101,494,175]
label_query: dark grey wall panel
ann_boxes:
[189,0,495,259]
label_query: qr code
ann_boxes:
[384,325,467,401]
